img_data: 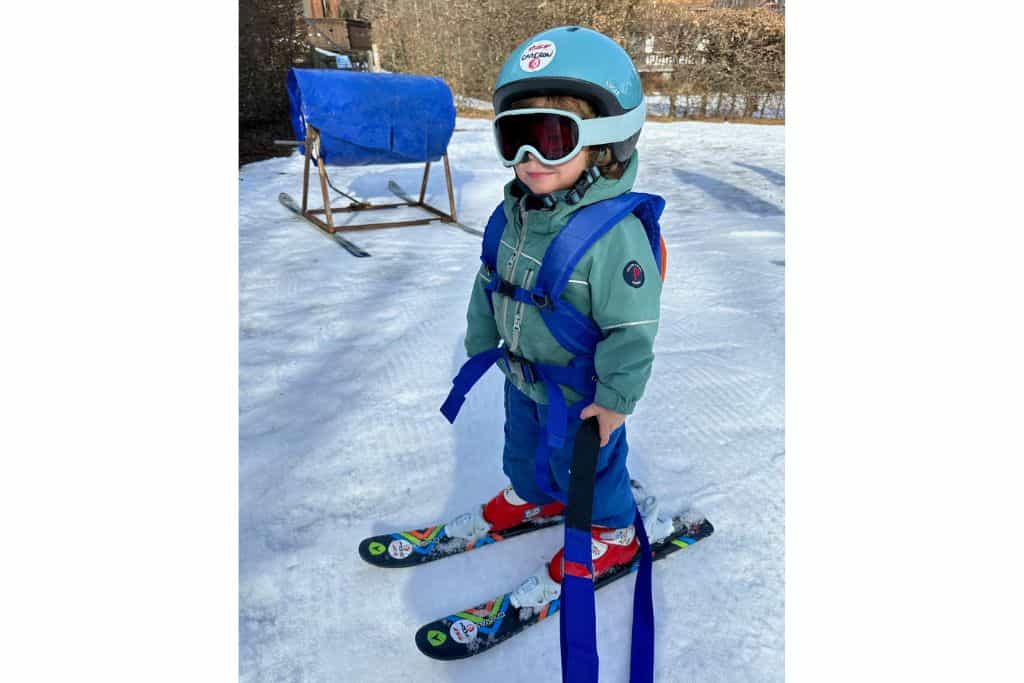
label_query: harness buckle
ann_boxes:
[496,279,517,299]
[504,351,537,384]
[530,291,552,310]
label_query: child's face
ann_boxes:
[514,149,591,196]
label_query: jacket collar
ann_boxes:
[502,151,639,235]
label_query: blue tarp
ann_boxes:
[287,68,456,167]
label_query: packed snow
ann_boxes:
[239,117,784,681]
[644,93,785,119]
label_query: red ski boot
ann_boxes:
[483,486,565,532]
[548,524,639,583]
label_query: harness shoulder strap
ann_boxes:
[481,202,507,271]
[630,193,667,276]
[537,192,666,302]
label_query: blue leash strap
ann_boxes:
[555,420,656,683]
[439,347,504,423]
[629,508,654,683]
[560,417,602,683]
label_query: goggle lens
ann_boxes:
[496,112,580,163]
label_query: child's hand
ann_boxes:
[580,403,626,448]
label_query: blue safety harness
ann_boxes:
[441,190,666,683]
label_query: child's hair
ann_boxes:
[508,95,627,180]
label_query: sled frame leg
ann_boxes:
[296,125,459,235]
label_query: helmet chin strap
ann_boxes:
[564,165,602,205]
[513,165,602,210]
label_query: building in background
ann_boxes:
[631,0,783,86]
[301,2,378,71]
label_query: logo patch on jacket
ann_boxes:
[623,261,645,288]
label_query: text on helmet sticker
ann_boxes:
[520,41,557,73]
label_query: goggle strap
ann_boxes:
[576,102,647,146]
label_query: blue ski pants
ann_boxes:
[501,380,636,529]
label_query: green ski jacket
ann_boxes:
[464,151,662,415]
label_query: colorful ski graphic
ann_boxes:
[414,516,714,660]
[358,513,564,569]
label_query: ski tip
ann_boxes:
[357,536,398,567]
[414,625,443,659]
[357,534,428,568]
[337,238,372,257]
[356,537,376,563]
[278,193,300,212]
[414,622,476,661]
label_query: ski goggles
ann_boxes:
[492,104,646,167]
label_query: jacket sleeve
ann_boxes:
[586,214,662,414]
[465,264,502,357]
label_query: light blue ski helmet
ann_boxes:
[493,26,645,163]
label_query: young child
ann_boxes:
[441,25,670,602]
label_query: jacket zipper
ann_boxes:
[510,268,534,353]
[500,201,530,346]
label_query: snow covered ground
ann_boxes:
[455,93,785,119]
[644,93,785,119]
[239,118,784,682]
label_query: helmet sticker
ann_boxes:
[520,40,557,73]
